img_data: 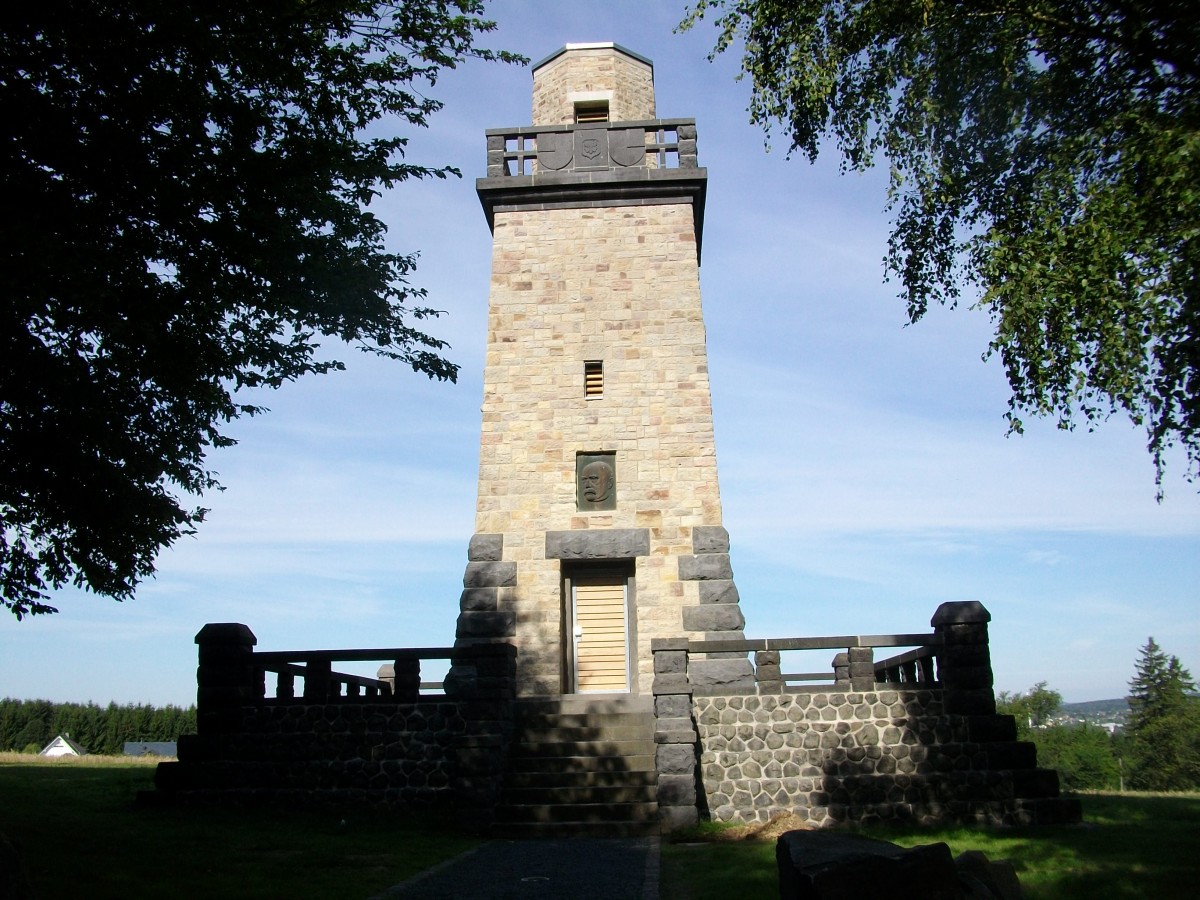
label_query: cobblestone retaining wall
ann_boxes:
[692,689,1041,827]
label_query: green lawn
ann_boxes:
[4,757,1197,899]
[0,753,478,899]
[662,792,1200,899]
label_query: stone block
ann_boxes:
[931,601,991,626]
[463,561,516,588]
[652,637,690,652]
[682,604,745,633]
[698,580,740,604]
[658,773,697,806]
[678,553,733,581]
[459,588,498,612]
[652,674,692,695]
[454,611,516,639]
[659,805,699,831]
[776,831,960,900]
[655,694,692,719]
[654,720,698,744]
[657,743,697,775]
[688,658,754,688]
[544,528,649,559]
[654,650,687,675]
[467,533,503,562]
[692,525,729,554]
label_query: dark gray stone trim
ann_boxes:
[484,117,695,137]
[467,533,503,562]
[459,588,498,612]
[692,526,729,554]
[931,600,992,626]
[682,605,746,633]
[678,553,732,581]
[455,610,516,639]
[463,561,517,588]
[545,528,650,560]
[698,580,739,605]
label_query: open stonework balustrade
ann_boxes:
[651,601,1081,830]
[150,624,517,827]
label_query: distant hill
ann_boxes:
[1059,698,1129,726]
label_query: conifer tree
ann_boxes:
[1126,637,1200,790]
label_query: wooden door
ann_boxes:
[571,573,629,692]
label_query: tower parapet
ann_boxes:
[455,44,750,698]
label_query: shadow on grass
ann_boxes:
[868,793,1200,900]
[0,759,479,900]
[661,793,1200,900]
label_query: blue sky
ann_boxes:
[2,1,1197,708]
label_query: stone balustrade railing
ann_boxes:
[484,118,698,177]
[253,647,458,703]
[650,601,998,829]
[193,624,517,734]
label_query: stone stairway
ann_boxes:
[493,694,660,837]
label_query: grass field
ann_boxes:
[0,753,478,898]
[3,754,1197,898]
[662,791,1200,899]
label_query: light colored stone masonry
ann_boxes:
[477,202,721,695]
[532,45,655,125]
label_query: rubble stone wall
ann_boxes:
[691,689,1036,827]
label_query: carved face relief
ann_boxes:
[579,460,614,503]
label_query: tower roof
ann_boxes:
[531,42,653,74]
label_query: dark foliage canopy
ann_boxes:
[1,2,519,618]
[0,697,196,755]
[682,0,1200,491]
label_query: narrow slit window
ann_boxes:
[574,101,609,124]
[584,361,604,398]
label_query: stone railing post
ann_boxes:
[848,647,875,690]
[652,638,699,831]
[832,651,850,687]
[754,649,782,693]
[195,623,258,735]
[391,658,421,702]
[302,658,332,701]
[932,601,996,715]
[376,664,395,697]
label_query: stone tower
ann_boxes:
[455,43,751,698]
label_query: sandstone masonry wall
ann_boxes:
[474,202,723,695]
[532,45,655,124]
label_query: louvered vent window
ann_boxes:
[574,101,609,124]
[584,361,604,398]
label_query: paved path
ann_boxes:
[371,837,660,900]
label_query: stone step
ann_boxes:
[503,769,657,790]
[1010,766,1062,798]
[513,716,654,737]
[492,819,662,838]
[496,800,658,824]
[515,694,653,716]
[964,714,1019,743]
[509,739,657,759]
[504,753,657,774]
[502,783,656,805]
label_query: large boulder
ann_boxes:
[776,830,1023,900]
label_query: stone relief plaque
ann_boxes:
[576,453,616,511]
